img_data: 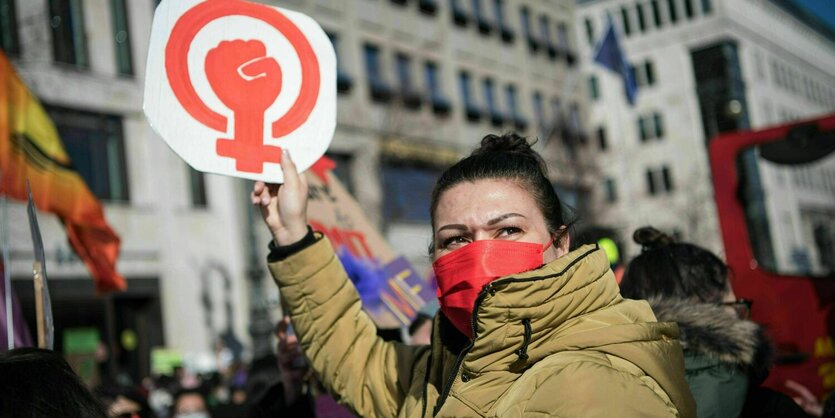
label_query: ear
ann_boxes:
[553,228,570,257]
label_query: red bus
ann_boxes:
[709,114,835,396]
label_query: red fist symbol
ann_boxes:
[205,40,283,173]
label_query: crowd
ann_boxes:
[1,132,833,417]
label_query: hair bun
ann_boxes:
[633,226,674,251]
[473,133,536,156]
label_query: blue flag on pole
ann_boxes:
[593,19,638,105]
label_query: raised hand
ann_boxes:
[251,149,309,246]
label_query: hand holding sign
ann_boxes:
[251,150,309,246]
[145,0,336,183]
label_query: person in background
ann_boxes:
[171,389,212,418]
[0,347,108,417]
[252,134,696,417]
[620,226,810,418]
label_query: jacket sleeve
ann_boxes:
[268,235,428,418]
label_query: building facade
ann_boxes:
[0,0,590,379]
[577,0,835,271]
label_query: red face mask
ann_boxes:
[432,239,549,338]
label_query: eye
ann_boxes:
[441,236,469,249]
[497,226,523,237]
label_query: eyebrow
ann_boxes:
[437,213,526,233]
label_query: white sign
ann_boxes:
[144,0,336,182]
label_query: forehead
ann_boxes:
[434,179,540,226]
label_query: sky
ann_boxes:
[794,0,835,31]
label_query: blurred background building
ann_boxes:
[0,0,591,382]
[578,0,835,270]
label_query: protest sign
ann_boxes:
[307,160,435,328]
[144,0,336,182]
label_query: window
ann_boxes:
[505,84,527,129]
[0,0,20,55]
[459,71,480,121]
[661,165,674,191]
[493,0,514,42]
[425,61,451,115]
[645,61,656,85]
[638,116,649,142]
[550,97,562,128]
[418,0,439,14]
[646,168,657,195]
[483,78,503,126]
[46,106,129,201]
[620,7,632,36]
[596,126,607,150]
[556,22,569,52]
[638,112,664,141]
[701,0,712,14]
[636,3,647,32]
[110,0,132,75]
[188,167,207,208]
[653,112,664,137]
[382,162,442,223]
[539,15,556,58]
[521,7,538,52]
[632,60,656,87]
[584,17,595,45]
[471,0,491,33]
[650,0,663,27]
[450,0,468,26]
[364,43,393,102]
[532,90,545,128]
[667,0,678,23]
[603,178,617,202]
[326,152,354,193]
[683,0,695,19]
[646,166,673,195]
[568,102,582,139]
[588,75,600,100]
[50,0,89,68]
[396,53,421,109]
[326,33,353,94]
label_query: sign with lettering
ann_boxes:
[307,160,435,328]
[144,0,336,182]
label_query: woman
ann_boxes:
[620,227,808,418]
[253,134,695,417]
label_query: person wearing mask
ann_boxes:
[252,134,696,417]
[170,389,211,418]
[620,226,809,418]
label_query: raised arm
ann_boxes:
[251,150,428,418]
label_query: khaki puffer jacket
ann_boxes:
[269,237,696,417]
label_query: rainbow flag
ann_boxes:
[0,52,125,293]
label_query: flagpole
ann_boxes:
[33,262,44,348]
[2,178,12,350]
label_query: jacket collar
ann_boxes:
[463,244,622,372]
[648,298,773,378]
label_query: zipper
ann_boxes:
[432,283,492,415]
[430,246,598,416]
[516,318,532,361]
[421,339,433,418]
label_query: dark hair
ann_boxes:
[0,347,108,418]
[620,226,730,303]
[429,133,569,253]
[171,388,209,416]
